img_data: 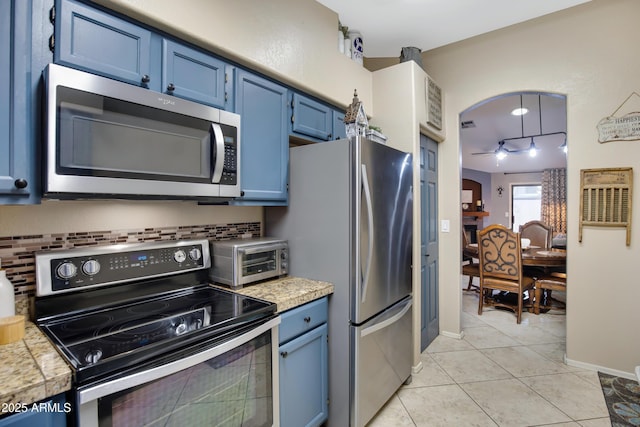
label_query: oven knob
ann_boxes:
[84,349,103,364]
[188,248,202,261]
[281,251,288,260]
[56,262,77,280]
[173,250,186,263]
[82,259,101,276]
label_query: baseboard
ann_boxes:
[412,360,423,375]
[564,356,638,381]
[441,330,465,340]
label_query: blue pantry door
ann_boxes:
[420,134,439,350]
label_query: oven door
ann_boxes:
[77,316,280,427]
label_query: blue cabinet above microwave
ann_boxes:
[53,0,230,110]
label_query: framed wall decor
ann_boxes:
[426,76,442,130]
[579,167,633,245]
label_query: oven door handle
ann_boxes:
[77,316,280,404]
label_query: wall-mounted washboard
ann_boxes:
[579,167,633,245]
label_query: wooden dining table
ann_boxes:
[464,244,566,268]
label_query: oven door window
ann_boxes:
[56,86,212,183]
[97,331,272,427]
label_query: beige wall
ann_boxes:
[92,0,373,112]
[422,0,640,376]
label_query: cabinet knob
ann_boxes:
[304,316,311,323]
[280,351,288,358]
[14,179,28,189]
[167,83,175,92]
[141,74,150,84]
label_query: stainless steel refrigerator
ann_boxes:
[266,136,413,427]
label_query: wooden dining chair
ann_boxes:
[477,224,535,324]
[461,230,480,292]
[519,220,553,249]
[534,272,566,314]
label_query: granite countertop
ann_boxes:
[0,321,71,406]
[0,276,332,407]
[218,276,334,313]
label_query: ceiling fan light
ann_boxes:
[496,150,507,160]
[528,141,538,157]
[511,107,528,116]
[559,139,568,153]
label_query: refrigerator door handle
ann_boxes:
[360,298,412,338]
[360,164,374,303]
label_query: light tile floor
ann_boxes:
[367,281,611,427]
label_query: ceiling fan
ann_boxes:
[471,139,528,158]
[470,94,567,160]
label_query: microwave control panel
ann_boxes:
[220,124,237,185]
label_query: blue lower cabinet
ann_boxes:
[0,394,69,427]
[279,298,328,427]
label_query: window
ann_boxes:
[511,184,541,230]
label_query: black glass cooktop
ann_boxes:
[36,281,275,384]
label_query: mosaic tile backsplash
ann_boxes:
[0,222,261,297]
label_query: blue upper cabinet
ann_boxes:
[161,39,227,109]
[234,70,289,204]
[54,0,230,108]
[0,0,48,204]
[290,93,333,142]
[55,0,153,87]
[332,110,347,140]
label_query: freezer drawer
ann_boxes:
[351,296,412,427]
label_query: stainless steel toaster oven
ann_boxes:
[209,238,288,287]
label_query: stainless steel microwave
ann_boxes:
[209,238,288,288]
[43,64,240,201]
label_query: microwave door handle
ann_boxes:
[211,123,225,183]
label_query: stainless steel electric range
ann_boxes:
[34,239,279,427]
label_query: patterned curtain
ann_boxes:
[541,168,567,234]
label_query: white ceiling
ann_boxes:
[316,0,591,58]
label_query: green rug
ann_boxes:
[599,372,640,426]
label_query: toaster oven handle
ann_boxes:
[211,123,225,183]
[238,243,286,255]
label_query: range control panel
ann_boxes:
[35,240,211,296]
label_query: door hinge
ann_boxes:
[48,6,56,52]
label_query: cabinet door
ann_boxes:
[55,0,152,87]
[0,0,38,203]
[279,323,328,427]
[291,93,333,141]
[234,70,288,203]
[332,110,347,140]
[162,39,226,108]
[0,394,68,427]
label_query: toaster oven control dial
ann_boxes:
[173,249,187,263]
[56,262,77,280]
[188,248,202,261]
[82,259,101,276]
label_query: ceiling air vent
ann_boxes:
[461,120,476,129]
